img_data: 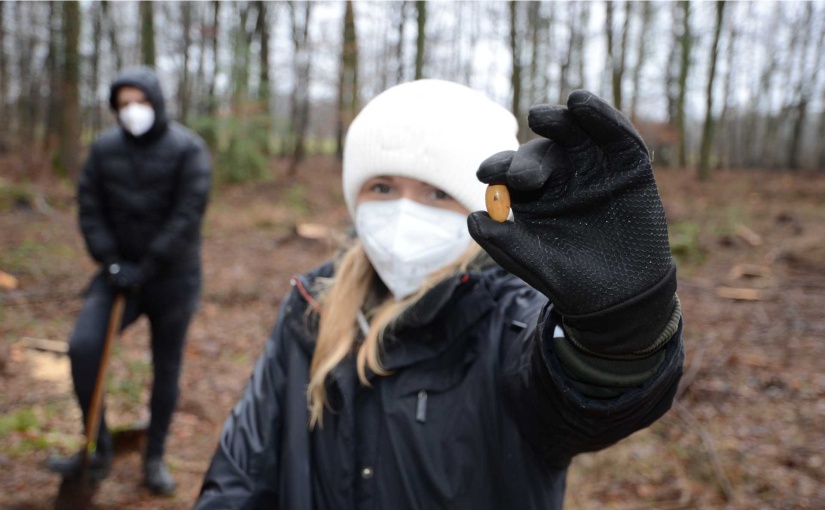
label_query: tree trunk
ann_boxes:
[90,1,103,134]
[698,1,725,181]
[0,2,7,138]
[509,1,524,141]
[630,1,653,122]
[818,101,825,170]
[616,2,631,111]
[194,3,207,117]
[463,2,481,86]
[336,0,359,159]
[541,4,554,103]
[717,5,737,169]
[16,3,38,149]
[788,2,822,170]
[140,1,156,67]
[231,2,253,111]
[178,2,193,123]
[288,1,313,175]
[44,1,62,153]
[393,1,406,85]
[527,1,542,106]
[559,3,576,103]
[255,1,272,154]
[605,1,617,108]
[414,1,426,80]
[59,0,81,177]
[208,1,220,115]
[574,4,589,92]
[675,1,692,168]
[101,1,122,72]
[256,1,270,107]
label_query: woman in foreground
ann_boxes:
[193,80,683,510]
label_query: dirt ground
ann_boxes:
[1,158,823,509]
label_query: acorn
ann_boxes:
[485,184,511,222]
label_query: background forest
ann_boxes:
[1,1,824,509]
[2,0,825,182]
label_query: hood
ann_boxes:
[109,66,169,139]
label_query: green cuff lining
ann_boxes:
[553,295,682,397]
[563,295,681,360]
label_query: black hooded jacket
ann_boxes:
[194,262,684,510]
[78,67,211,277]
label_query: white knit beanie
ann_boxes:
[343,79,519,217]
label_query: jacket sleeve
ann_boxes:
[499,288,684,469]
[194,300,290,509]
[78,144,119,265]
[141,136,211,277]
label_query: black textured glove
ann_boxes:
[468,91,677,355]
[107,261,144,291]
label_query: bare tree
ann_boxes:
[787,2,823,169]
[16,3,39,148]
[206,1,220,115]
[288,1,313,175]
[139,1,156,67]
[415,0,426,80]
[395,1,407,85]
[718,4,739,169]
[629,1,653,122]
[575,4,589,93]
[255,1,271,107]
[560,2,589,103]
[526,1,544,106]
[336,0,359,159]
[604,0,622,106]
[761,6,798,168]
[59,0,81,177]
[675,1,692,168]
[819,10,825,169]
[89,1,103,133]
[0,2,7,138]
[231,2,255,110]
[615,2,631,111]
[178,2,193,123]
[44,2,62,153]
[509,1,525,140]
[101,1,121,72]
[559,4,575,103]
[698,1,726,180]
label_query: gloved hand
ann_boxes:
[107,261,144,291]
[468,91,677,355]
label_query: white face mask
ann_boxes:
[356,198,473,300]
[119,103,155,137]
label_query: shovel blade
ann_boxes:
[54,475,98,510]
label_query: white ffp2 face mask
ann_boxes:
[119,103,155,137]
[356,198,473,300]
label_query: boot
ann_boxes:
[46,450,113,480]
[144,457,176,496]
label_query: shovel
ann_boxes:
[54,292,126,510]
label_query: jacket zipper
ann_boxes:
[416,390,427,423]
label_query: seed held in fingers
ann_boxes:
[485,184,511,222]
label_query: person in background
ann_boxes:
[194,79,682,509]
[47,66,211,496]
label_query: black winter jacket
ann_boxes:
[195,262,684,510]
[78,67,211,277]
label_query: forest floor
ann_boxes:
[1,157,824,509]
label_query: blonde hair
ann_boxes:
[307,239,481,429]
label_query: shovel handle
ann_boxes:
[83,292,126,458]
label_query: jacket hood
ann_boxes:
[109,66,169,139]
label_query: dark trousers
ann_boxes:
[68,267,201,459]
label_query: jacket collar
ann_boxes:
[289,259,497,373]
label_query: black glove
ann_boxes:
[107,261,144,291]
[468,91,677,355]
